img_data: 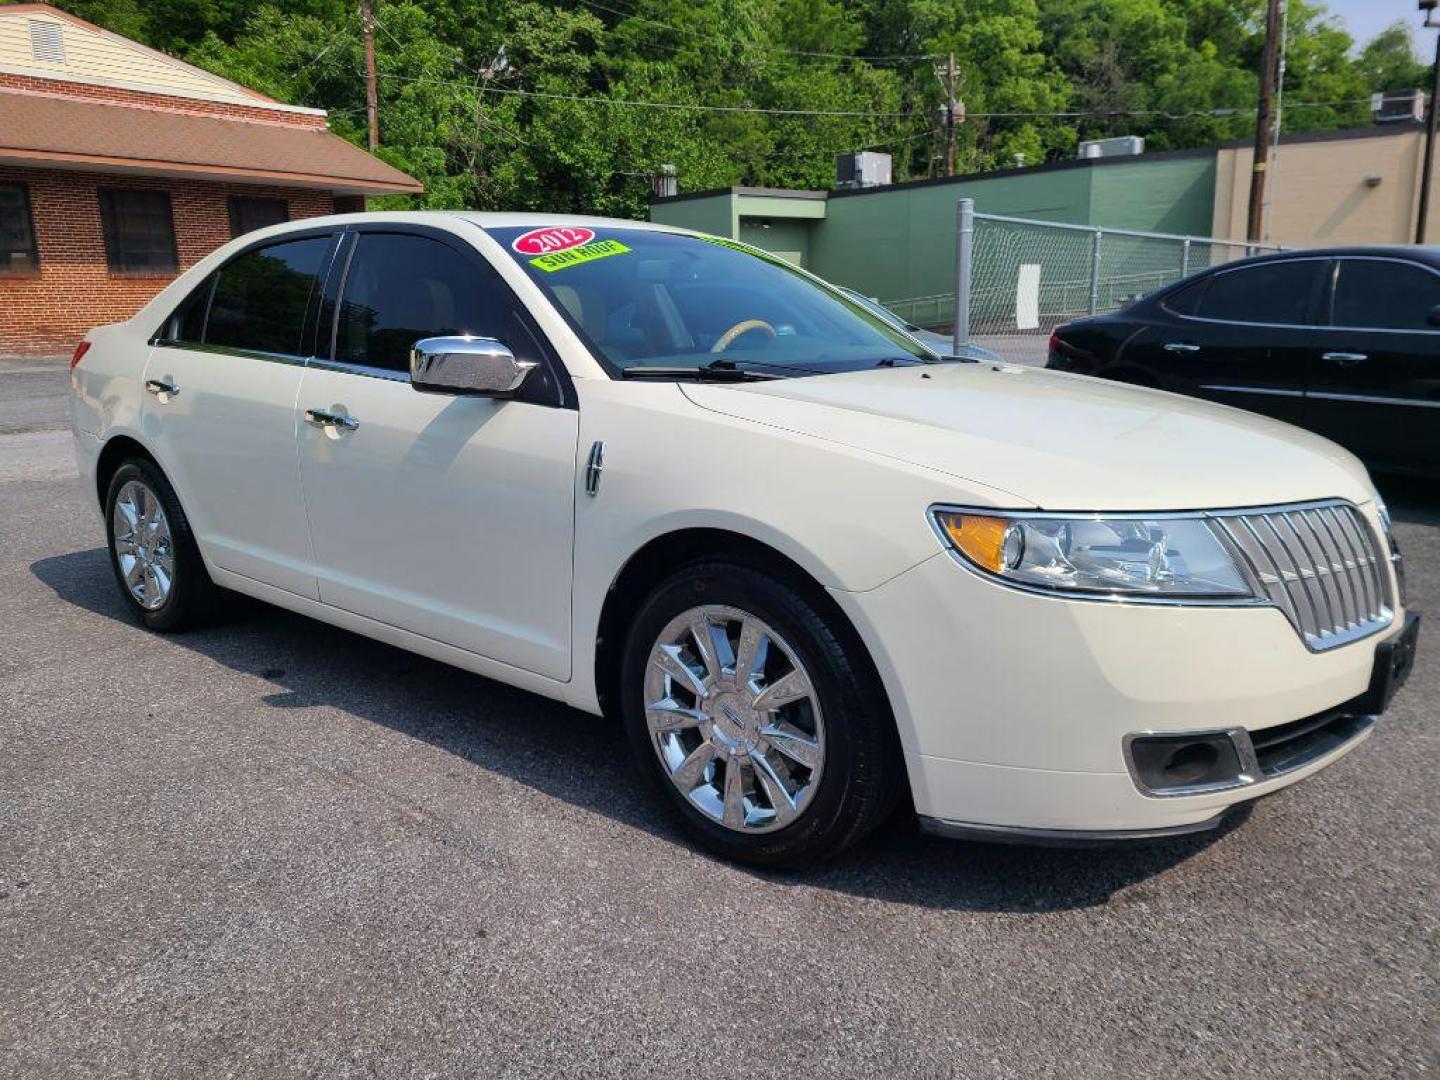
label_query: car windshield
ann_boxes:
[488,225,934,378]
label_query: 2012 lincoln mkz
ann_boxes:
[70,213,1420,867]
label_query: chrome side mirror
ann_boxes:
[409,336,537,397]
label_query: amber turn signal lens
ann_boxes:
[937,512,1010,573]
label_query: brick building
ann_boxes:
[0,4,421,354]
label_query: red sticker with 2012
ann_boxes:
[512,226,595,255]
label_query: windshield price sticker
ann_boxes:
[530,239,630,273]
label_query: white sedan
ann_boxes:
[70,213,1419,867]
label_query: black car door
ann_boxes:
[1306,256,1440,472]
[1120,257,1327,426]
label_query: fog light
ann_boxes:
[1125,731,1249,796]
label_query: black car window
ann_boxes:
[1332,259,1440,331]
[163,273,215,343]
[1161,279,1206,316]
[1197,261,1320,326]
[335,233,513,372]
[206,236,333,355]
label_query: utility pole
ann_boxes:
[1261,0,1288,244]
[1417,28,1440,243]
[1246,0,1282,244]
[361,0,379,151]
[945,52,957,177]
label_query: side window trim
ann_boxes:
[1177,256,1332,329]
[1326,255,1440,333]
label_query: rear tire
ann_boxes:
[104,458,221,632]
[621,560,902,869]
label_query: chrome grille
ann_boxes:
[1213,502,1393,651]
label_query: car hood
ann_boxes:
[680,363,1374,511]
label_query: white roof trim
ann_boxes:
[0,63,327,118]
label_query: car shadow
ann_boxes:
[31,547,1245,914]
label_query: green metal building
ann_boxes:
[648,149,1217,314]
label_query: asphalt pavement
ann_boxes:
[1,356,1435,1078]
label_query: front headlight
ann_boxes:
[931,508,1256,600]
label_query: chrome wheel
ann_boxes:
[644,605,825,833]
[112,480,174,611]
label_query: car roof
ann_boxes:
[261,209,684,234]
[1210,245,1440,269]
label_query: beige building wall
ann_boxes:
[0,6,275,106]
[1213,127,1430,247]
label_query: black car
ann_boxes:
[1047,246,1440,475]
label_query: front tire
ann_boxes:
[621,561,902,868]
[104,458,220,632]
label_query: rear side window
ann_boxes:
[1161,279,1206,316]
[1332,259,1440,331]
[1197,261,1320,325]
[334,233,512,372]
[164,273,214,343]
[206,235,333,356]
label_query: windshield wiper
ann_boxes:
[620,358,784,382]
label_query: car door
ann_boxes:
[140,230,338,598]
[295,227,579,680]
[1121,258,1327,426]
[1305,255,1440,471]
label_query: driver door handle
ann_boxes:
[144,378,179,396]
[1162,342,1200,354]
[1322,351,1367,367]
[305,407,359,431]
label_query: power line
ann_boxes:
[369,72,1373,122]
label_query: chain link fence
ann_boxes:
[886,203,1284,366]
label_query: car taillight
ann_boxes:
[70,341,91,370]
[1047,332,1061,356]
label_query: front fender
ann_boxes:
[563,380,1016,712]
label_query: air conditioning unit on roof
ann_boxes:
[1077,136,1145,160]
[1372,89,1426,124]
[835,152,892,189]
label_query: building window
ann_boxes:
[98,188,178,274]
[0,184,40,275]
[228,195,289,238]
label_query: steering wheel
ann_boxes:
[710,319,777,353]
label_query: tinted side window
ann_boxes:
[1333,259,1440,331]
[335,233,508,371]
[1161,279,1206,316]
[207,236,332,355]
[1198,261,1320,325]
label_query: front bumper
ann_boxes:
[830,523,1412,838]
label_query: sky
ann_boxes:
[1325,0,1423,54]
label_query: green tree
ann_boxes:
[1358,24,1430,94]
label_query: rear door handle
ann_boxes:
[1322,351,1367,367]
[1162,343,1200,354]
[305,407,359,431]
[144,378,179,396]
